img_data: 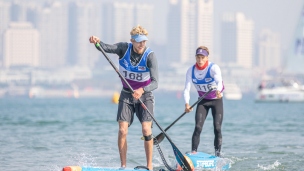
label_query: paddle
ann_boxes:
[94,43,192,171]
[152,88,215,145]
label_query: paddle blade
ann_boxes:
[176,156,194,171]
[172,144,193,171]
[153,133,165,145]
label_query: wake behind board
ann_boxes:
[184,151,231,170]
[62,166,149,171]
[63,152,231,171]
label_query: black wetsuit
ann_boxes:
[192,98,223,154]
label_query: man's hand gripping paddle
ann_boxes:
[94,43,193,171]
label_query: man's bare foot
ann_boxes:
[119,165,126,170]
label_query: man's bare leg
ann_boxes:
[118,121,129,168]
[142,121,153,170]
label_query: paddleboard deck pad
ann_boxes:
[185,152,231,170]
[63,152,231,171]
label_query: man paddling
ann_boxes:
[89,25,158,170]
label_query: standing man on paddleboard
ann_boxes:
[89,25,158,170]
[183,46,224,157]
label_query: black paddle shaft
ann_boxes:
[94,43,192,171]
[154,87,216,144]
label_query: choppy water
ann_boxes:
[0,92,303,171]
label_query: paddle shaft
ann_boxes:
[165,88,214,132]
[95,43,191,171]
[153,88,215,144]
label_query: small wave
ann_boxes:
[35,120,62,125]
[258,160,281,170]
[68,153,98,167]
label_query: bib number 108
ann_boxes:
[123,71,143,81]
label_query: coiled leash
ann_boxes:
[154,137,176,171]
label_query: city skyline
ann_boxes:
[0,0,303,70]
[0,0,304,98]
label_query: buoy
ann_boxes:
[112,92,120,104]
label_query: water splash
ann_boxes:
[258,160,281,170]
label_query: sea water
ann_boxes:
[0,92,303,171]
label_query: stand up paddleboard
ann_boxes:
[63,152,231,171]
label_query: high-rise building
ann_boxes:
[167,0,214,64]
[258,29,281,71]
[3,22,39,68]
[35,1,68,68]
[10,1,27,22]
[112,2,135,43]
[135,3,156,42]
[101,2,114,44]
[220,13,236,65]
[0,1,11,67]
[110,2,154,43]
[0,1,10,31]
[221,12,254,68]
[68,1,102,68]
[197,0,213,61]
[134,3,154,41]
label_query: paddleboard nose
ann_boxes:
[62,166,82,171]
